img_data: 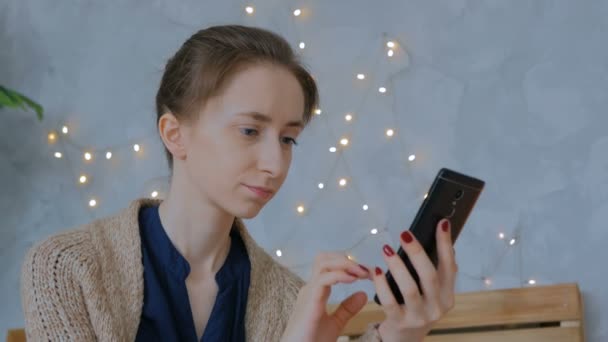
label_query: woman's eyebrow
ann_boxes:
[236,111,304,128]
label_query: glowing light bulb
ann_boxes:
[293,8,301,16]
[276,249,282,257]
[62,126,69,134]
[387,49,394,57]
[151,191,158,198]
[408,154,416,161]
[315,108,322,115]
[424,193,428,199]
[362,204,369,211]
[347,255,354,261]
[345,114,353,121]
[357,73,365,80]
[84,152,92,161]
[79,175,87,184]
[329,146,337,153]
[498,232,505,239]
[89,199,97,207]
[54,152,62,159]
[245,6,254,14]
[318,183,324,189]
[484,277,492,286]
[386,129,394,137]
[48,132,57,142]
[379,87,387,93]
[339,178,347,187]
[133,144,140,152]
[528,279,536,285]
[371,228,378,235]
[297,205,305,214]
[106,151,112,159]
[387,41,395,48]
[299,42,305,49]
[340,138,349,146]
[509,238,517,246]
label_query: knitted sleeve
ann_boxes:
[20,231,97,341]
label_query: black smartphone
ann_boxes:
[374,168,485,305]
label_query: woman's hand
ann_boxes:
[372,218,459,342]
[281,251,372,342]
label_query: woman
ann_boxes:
[21,25,458,341]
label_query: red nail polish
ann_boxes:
[375,267,383,276]
[358,264,369,273]
[382,244,395,257]
[401,231,413,243]
[442,220,450,232]
[346,271,358,278]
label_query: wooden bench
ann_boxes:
[7,283,585,341]
[330,282,585,341]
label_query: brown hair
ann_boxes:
[155,24,319,169]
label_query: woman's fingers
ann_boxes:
[371,266,404,317]
[381,241,426,314]
[312,252,371,279]
[436,219,458,309]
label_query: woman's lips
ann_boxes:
[244,185,274,199]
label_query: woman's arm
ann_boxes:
[20,233,97,340]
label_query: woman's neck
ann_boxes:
[157,174,233,276]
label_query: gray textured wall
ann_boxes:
[1,0,606,340]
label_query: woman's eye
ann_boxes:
[240,128,259,136]
[283,137,298,146]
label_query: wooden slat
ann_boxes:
[5,329,25,342]
[328,283,583,336]
[423,326,581,342]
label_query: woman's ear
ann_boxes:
[158,112,188,161]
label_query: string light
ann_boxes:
[387,49,394,57]
[48,132,57,143]
[299,42,306,49]
[315,108,322,115]
[329,146,337,153]
[424,193,428,199]
[379,87,387,93]
[318,183,324,189]
[88,198,97,207]
[62,126,69,134]
[245,6,254,14]
[133,144,140,152]
[297,205,305,214]
[386,41,395,48]
[340,138,349,146]
[408,154,416,161]
[370,228,378,235]
[339,178,347,187]
[498,232,505,239]
[528,279,536,285]
[84,152,92,161]
[484,277,492,286]
[362,204,369,211]
[357,73,366,80]
[276,249,283,257]
[386,128,394,137]
[347,255,354,261]
[345,114,353,122]
[105,151,112,159]
[79,175,87,184]
[509,238,517,246]
[293,8,301,16]
[151,191,158,198]
[54,152,62,159]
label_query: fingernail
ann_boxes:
[401,231,413,244]
[358,264,370,273]
[375,267,383,276]
[346,271,358,278]
[442,220,450,232]
[382,244,395,257]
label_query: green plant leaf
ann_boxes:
[0,85,44,120]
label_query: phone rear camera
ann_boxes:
[454,190,464,200]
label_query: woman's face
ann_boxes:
[180,63,305,218]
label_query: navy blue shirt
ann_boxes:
[135,205,251,342]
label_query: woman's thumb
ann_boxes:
[331,291,368,329]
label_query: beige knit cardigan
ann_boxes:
[20,198,382,341]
